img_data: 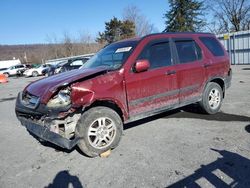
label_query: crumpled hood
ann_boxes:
[25,67,108,103]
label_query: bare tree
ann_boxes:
[45,34,64,59]
[79,31,95,54]
[123,5,157,37]
[62,32,74,57]
[207,0,250,33]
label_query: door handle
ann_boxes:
[166,70,176,75]
[204,64,211,68]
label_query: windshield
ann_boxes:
[81,40,138,70]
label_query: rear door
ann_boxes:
[199,36,229,80]
[173,38,206,104]
[125,39,179,117]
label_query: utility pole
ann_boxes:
[24,52,28,63]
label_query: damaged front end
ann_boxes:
[15,87,81,150]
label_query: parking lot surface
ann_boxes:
[0,65,250,188]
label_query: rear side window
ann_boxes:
[174,40,202,63]
[199,37,224,56]
[138,42,172,69]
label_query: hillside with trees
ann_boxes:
[0,42,102,64]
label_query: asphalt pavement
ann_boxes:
[0,65,249,188]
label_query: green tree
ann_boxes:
[96,17,135,44]
[120,20,135,39]
[164,0,206,32]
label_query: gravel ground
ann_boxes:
[0,65,249,188]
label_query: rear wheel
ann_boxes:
[32,71,38,77]
[199,82,223,114]
[75,107,123,157]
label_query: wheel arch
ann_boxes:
[205,77,225,98]
[84,100,126,123]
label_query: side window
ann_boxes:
[175,40,202,63]
[138,42,172,69]
[17,65,23,68]
[199,37,224,56]
[70,60,84,66]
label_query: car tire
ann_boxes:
[3,73,9,77]
[32,71,38,77]
[199,82,223,114]
[75,106,123,157]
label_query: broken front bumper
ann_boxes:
[18,117,80,150]
[15,92,80,150]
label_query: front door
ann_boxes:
[125,39,179,117]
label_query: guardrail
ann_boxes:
[45,53,95,65]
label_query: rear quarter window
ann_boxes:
[199,37,224,57]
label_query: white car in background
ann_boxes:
[23,64,50,77]
[0,64,26,77]
[0,68,8,75]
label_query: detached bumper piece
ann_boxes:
[18,117,79,150]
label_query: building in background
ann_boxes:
[0,58,21,69]
[217,30,250,65]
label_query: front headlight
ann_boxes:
[47,88,71,108]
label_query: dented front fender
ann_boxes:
[70,70,129,120]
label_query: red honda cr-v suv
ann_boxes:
[16,32,232,157]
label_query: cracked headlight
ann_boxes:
[47,88,71,108]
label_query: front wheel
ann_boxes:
[3,73,9,77]
[199,82,223,114]
[75,107,123,157]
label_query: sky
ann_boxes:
[0,0,168,45]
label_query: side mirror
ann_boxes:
[134,59,150,73]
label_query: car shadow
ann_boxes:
[45,170,84,188]
[28,131,75,153]
[245,124,250,133]
[28,104,250,154]
[28,131,90,157]
[167,104,250,122]
[0,97,16,103]
[124,104,250,130]
[242,68,250,70]
[166,149,250,187]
